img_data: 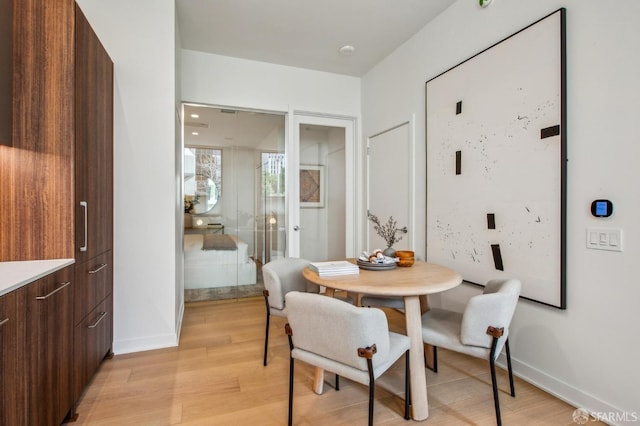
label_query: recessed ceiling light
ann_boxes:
[339,45,355,56]
[192,131,199,136]
[190,113,199,118]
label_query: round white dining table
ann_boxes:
[303,259,462,421]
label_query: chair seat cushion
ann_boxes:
[421,309,490,359]
[291,331,410,386]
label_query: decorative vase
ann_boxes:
[383,247,396,257]
[184,213,193,228]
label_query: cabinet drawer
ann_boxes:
[73,294,113,400]
[74,250,112,325]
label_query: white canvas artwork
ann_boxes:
[426,9,566,308]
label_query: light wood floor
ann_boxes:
[70,297,594,425]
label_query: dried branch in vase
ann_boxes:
[367,212,407,248]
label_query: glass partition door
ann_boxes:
[183,104,285,302]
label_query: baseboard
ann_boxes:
[113,333,179,355]
[497,353,634,426]
[175,302,185,343]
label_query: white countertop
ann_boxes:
[0,259,75,297]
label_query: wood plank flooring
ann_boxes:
[69,297,596,425]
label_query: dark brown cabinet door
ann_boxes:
[74,5,114,263]
[0,288,27,426]
[25,266,74,426]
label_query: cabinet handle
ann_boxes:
[0,318,8,327]
[88,263,108,274]
[35,281,71,300]
[80,201,88,252]
[88,311,107,329]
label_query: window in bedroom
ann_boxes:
[261,152,285,197]
[184,146,222,214]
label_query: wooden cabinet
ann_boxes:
[0,266,75,425]
[0,1,114,424]
[0,0,13,147]
[74,3,114,264]
[72,4,114,409]
[73,253,114,400]
[0,287,27,426]
[74,294,113,399]
[0,0,75,261]
[74,251,113,325]
[0,0,113,261]
[24,266,75,425]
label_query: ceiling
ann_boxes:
[183,104,285,149]
[176,0,457,77]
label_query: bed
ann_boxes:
[184,233,257,289]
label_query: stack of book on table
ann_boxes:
[309,260,359,277]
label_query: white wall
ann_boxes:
[181,50,361,117]
[75,0,180,354]
[362,0,640,419]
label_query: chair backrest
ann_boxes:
[285,292,391,371]
[262,258,317,310]
[460,279,521,351]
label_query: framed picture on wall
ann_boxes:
[300,165,324,208]
[425,8,566,309]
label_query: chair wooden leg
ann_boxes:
[335,374,340,391]
[505,339,515,397]
[404,349,411,420]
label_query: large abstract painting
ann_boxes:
[426,9,566,308]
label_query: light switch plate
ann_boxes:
[586,228,623,252]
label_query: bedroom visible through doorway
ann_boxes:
[182,104,285,302]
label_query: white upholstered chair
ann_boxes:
[421,278,521,426]
[261,257,318,366]
[285,291,411,426]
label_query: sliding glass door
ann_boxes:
[182,104,285,302]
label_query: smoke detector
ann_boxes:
[339,45,356,56]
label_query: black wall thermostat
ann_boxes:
[591,199,613,217]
